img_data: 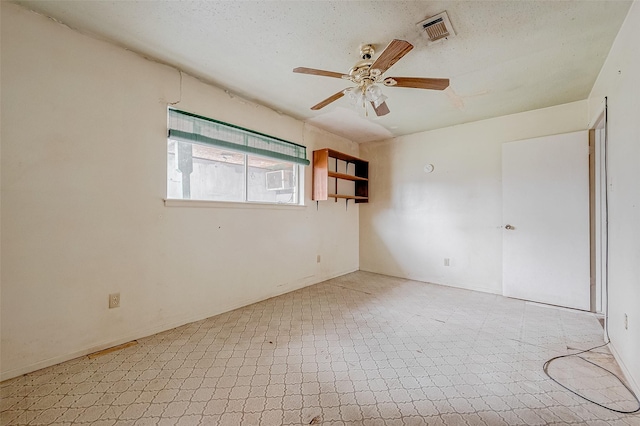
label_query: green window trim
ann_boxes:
[168,109,310,166]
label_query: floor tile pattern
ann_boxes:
[2,271,639,425]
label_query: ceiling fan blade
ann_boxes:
[384,77,450,90]
[371,101,390,117]
[311,90,347,110]
[370,39,414,74]
[293,67,347,79]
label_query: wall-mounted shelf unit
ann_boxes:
[313,149,368,204]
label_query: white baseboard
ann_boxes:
[357,268,502,295]
[608,340,640,397]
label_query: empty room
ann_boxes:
[1,1,639,425]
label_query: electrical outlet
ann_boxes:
[624,313,628,330]
[109,293,120,309]
[317,255,321,263]
[444,258,450,267]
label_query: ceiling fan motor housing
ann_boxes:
[350,45,379,85]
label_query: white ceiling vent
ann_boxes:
[417,11,456,44]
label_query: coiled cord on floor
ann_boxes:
[543,341,640,414]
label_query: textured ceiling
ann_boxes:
[15,1,632,143]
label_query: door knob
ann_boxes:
[505,224,515,230]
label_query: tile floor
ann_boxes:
[1,271,639,425]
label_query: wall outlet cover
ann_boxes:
[109,293,120,309]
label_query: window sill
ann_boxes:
[164,199,307,210]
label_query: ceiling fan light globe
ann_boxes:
[365,84,387,108]
[346,87,364,106]
[369,84,383,95]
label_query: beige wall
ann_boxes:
[0,3,360,380]
[359,100,588,294]
[588,1,640,393]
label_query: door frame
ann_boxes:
[588,97,608,315]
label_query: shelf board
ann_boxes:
[323,149,368,164]
[328,171,368,182]
[328,194,368,200]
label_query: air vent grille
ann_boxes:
[423,18,449,41]
[417,11,456,44]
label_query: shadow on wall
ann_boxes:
[359,142,406,277]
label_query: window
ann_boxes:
[167,109,309,204]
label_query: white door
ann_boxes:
[502,131,590,310]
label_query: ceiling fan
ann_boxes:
[293,39,450,117]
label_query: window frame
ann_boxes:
[165,109,307,206]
